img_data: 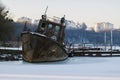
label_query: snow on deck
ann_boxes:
[0,57,120,80]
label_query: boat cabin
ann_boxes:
[37,15,66,45]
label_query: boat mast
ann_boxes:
[41,6,48,20]
[44,6,48,15]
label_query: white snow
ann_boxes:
[0,47,22,51]
[0,57,120,80]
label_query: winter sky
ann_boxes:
[1,0,120,28]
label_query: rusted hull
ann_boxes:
[21,32,68,62]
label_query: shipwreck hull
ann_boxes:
[21,32,68,62]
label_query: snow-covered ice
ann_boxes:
[0,47,22,51]
[0,57,120,80]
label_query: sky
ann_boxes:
[1,0,120,28]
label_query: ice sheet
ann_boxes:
[0,57,120,80]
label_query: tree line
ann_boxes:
[0,3,37,42]
[65,28,120,46]
[0,3,14,41]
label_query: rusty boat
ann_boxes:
[21,15,68,62]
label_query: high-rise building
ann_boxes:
[94,22,114,32]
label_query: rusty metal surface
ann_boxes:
[21,32,68,62]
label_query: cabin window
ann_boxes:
[48,24,53,29]
[41,23,45,28]
[54,25,60,36]
[55,26,60,32]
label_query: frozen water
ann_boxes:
[0,57,120,80]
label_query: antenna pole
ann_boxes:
[44,6,48,15]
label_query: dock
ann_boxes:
[1,46,120,61]
[0,47,22,61]
[72,51,120,57]
[67,47,120,57]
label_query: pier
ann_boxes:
[0,47,22,61]
[72,50,120,57]
[1,46,120,61]
[67,44,120,57]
